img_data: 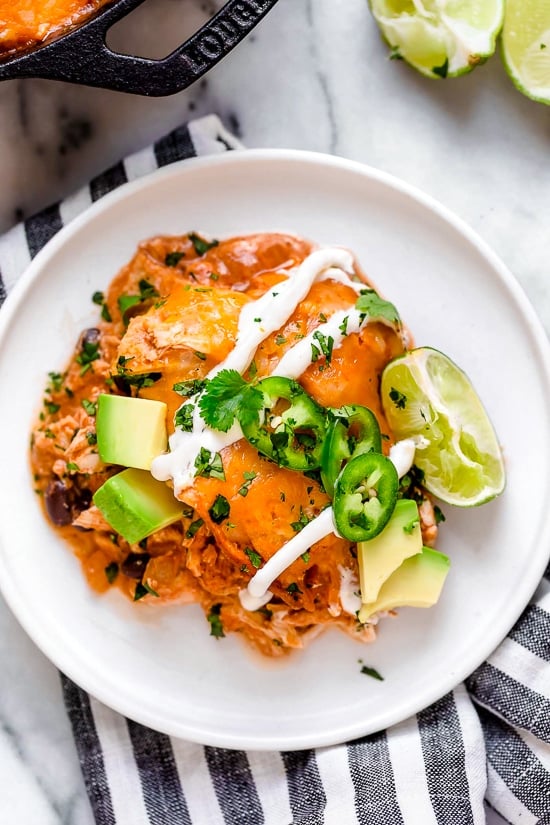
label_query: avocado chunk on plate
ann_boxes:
[358,498,423,604]
[96,394,167,471]
[93,468,183,545]
[358,547,450,624]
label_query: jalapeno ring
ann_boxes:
[240,376,328,470]
[321,405,382,497]
[333,452,398,542]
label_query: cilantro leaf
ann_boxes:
[245,547,262,569]
[174,404,195,432]
[173,379,208,397]
[194,448,225,481]
[209,494,231,524]
[207,603,225,638]
[104,562,119,584]
[118,279,160,324]
[198,369,264,433]
[189,233,219,257]
[389,387,407,409]
[165,251,184,267]
[355,289,401,326]
[359,661,384,681]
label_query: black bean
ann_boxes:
[121,553,150,579]
[73,487,92,511]
[45,480,73,526]
[81,328,100,348]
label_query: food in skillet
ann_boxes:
[30,232,505,656]
[0,0,109,55]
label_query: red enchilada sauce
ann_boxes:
[30,232,435,656]
[0,0,110,55]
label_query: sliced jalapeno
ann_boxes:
[240,376,327,470]
[321,405,382,497]
[333,452,398,542]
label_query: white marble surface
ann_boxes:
[1,0,547,821]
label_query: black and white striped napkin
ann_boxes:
[1,115,549,825]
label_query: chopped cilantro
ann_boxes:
[207,603,225,638]
[275,334,287,346]
[172,379,207,397]
[238,470,257,497]
[359,660,384,681]
[66,462,80,472]
[248,360,258,379]
[312,330,334,365]
[165,251,184,267]
[389,387,407,409]
[210,272,220,281]
[81,399,97,416]
[118,279,160,323]
[85,432,97,446]
[318,312,327,323]
[92,290,112,322]
[300,551,310,563]
[76,340,100,375]
[174,404,195,432]
[432,58,449,78]
[198,369,264,433]
[355,289,401,326]
[48,371,64,392]
[434,505,446,525]
[339,316,349,336]
[186,518,204,539]
[245,547,262,569]
[133,581,159,601]
[194,351,207,361]
[209,494,230,524]
[286,582,302,595]
[194,448,225,481]
[104,562,119,584]
[290,508,313,533]
[189,232,219,256]
[44,400,60,415]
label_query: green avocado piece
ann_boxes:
[358,547,450,623]
[358,499,422,604]
[93,468,183,545]
[96,394,167,470]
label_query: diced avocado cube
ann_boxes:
[93,468,183,545]
[358,499,422,604]
[97,394,167,470]
[358,547,450,623]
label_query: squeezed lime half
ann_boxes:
[502,0,550,104]
[381,347,505,506]
[369,0,504,79]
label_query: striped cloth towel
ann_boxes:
[1,115,549,825]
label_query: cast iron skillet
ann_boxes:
[0,0,278,96]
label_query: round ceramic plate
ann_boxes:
[1,150,549,750]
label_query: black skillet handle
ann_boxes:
[0,0,278,96]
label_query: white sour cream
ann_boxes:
[241,507,336,611]
[152,247,356,494]
[151,244,407,613]
[271,308,364,380]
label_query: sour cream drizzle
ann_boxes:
[271,308,364,379]
[152,247,355,491]
[150,245,410,613]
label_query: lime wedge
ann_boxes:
[502,0,550,104]
[381,347,505,507]
[369,0,504,79]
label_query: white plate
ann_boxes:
[1,150,549,750]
